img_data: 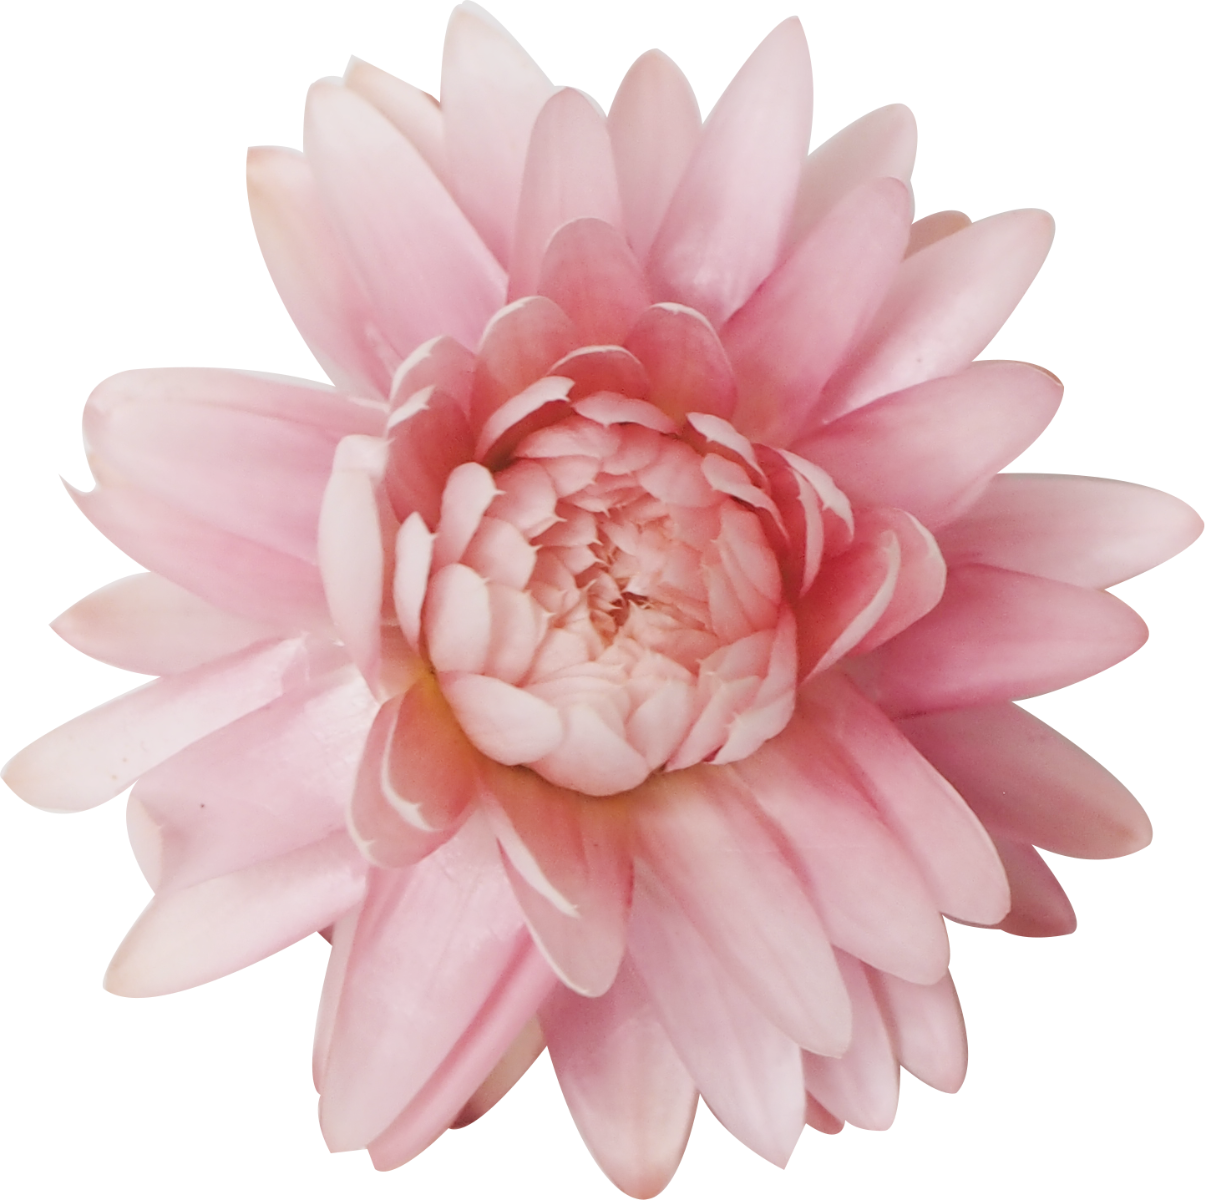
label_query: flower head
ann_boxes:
[3,5,1202,1196]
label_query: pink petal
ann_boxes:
[906,210,971,256]
[475,374,575,465]
[628,868,806,1166]
[388,334,476,412]
[797,361,1063,529]
[869,968,967,1093]
[542,962,697,1199]
[723,177,911,444]
[247,147,395,397]
[343,58,444,180]
[3,638,310,813]
[647,19,813,325]
[392,513,433,649]
[304,80,505,357]
[509,89,625,300]
[440,672,563,764]
[52,573,277,675]
[314,905,361,1090]
[992,838,1077,938]
[480,761,631,995]
[385,386,474,528]
[319,817,533,1150]
[548,346,649,403]
[818,209,1056,420]
[786,104,917,248]
[575,393,677,435]
[799,673,1009,926]
[607,49,702,263]
[898,701,1151,859]
[802,953,899,1131]
[425,564,491,674]
[104,832,366,997]
[440,2,555,266]
[129,666,377,891]
[432,460,498,568]
[633,767,851,1055]
[852,564,1150,716]
[935,474,1204,587]
[367,942,556,1168]
[735,728,950,984]
[531,703,652,797]
[804,1094,844,1135]
[624,303,737,421]
[451,1018,545,1127]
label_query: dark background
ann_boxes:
[9,2,1198,1189]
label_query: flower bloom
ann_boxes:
[4,5,1202,1196]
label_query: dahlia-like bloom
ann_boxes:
[4,5,1202,1196]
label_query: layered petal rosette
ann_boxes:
[4,6,1201,1197]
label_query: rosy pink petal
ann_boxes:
[851,564,1150,716]
[625,680,696,769]
[52,572,278,676]
[475,375,576,465]
[432,461,499,568]
[314,905,361,1091]
[3,638,310,813]
[424,564,491,674]
[851,509,947,653]
[735,731,950,984]
[343,58,445,180]
[575,393,677,435]
[440,2,555,266]
[992,838,1078,938]
[104,832,366,998]
[451,1018,546,1127]
[388,334,477,412]
[627,867,806,1166]
[796,361,1063,529]
[898,701,1152,859]
[509,89,625,300]
[755,449,827,594]
[869,968,967,1093]
[633,766,851,1055]
[905,210,971,256]
[607,49,702,263]
[786,104,917,248]
[804,1094,844,1135]
[802,952,899,1131]
[541,961,696,1199]
[385,386,475,528]
[440,672,564,764]
[935,473,1204,588]
[463,518,537,590]
[531,703,652,797]
[624,303,737,422]
[470,296,577,428]
[647,19,813,326]
[796,527,899,677]
[818,209,1056,420]
[319,816,533,1150]
[304,80,505,357]
[536,218,651,347]
[481,760,632,995]
[129,666,377,891]
[247,147,395,397]
[723,177,911,445]
[774,449,855,553]
[799,673,1009,927]
[367,941,555,1169]
[392,513,433,649]
[547,346,649,403]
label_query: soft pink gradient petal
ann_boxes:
[633,767,851,1055]
[52,573,278,676]
[247,147,396,397]
[542,959,697,1198]
[992,838,1078,938]
[509,89,625,300]
[343,58,445,180]
[786,104,917,248]
[898,702,1151,859]
[440,2,555,266]
[628,869,806,1167]
[104,832,367,997]
[647,19,813,325]
[304,80,505,357]
[852,564,1150,716]
[797,362,1063,529]
[818,209,1055,420]
[392,513,434,649]
[451,1018,546,1127]
[802,952,899,1131]
[905,210,971,256]
[935,473,1205,586]
[624,303,737,422]
[385,386,475,528]
[723,177,911,444]
[389,334,477,411]
[870,967,967,1093]
[440,672,564,763]
[3,638,310,813]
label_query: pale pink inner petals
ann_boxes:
[786,103,918,249]
[869,967,967,1093]
[991,837,1078,938]
[905,210,971,256]
[625,303,738,422]
[392,514,434,649]
[441,672,564,763]
[343,58,445,180]
[474,374,575,463]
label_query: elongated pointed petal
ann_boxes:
[993,838,1077,938]
[452,1018,545,1126]
[869,968,967,1093]
[625,303,737,421]
[344,58,444,180]
[906,210,970,255]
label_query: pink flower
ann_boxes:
[3,5,1202,1196]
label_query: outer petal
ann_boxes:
[343,57,445,179]
[898,702,1152,859]
[935,474,1204,587]
[542,961,697,1198]
[647,19,813,325]
[869,968,967,1093]
[818,209,1056,420]
[992,838,1078,938]
[451,1018,546,1127]
[906,210,971,255]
